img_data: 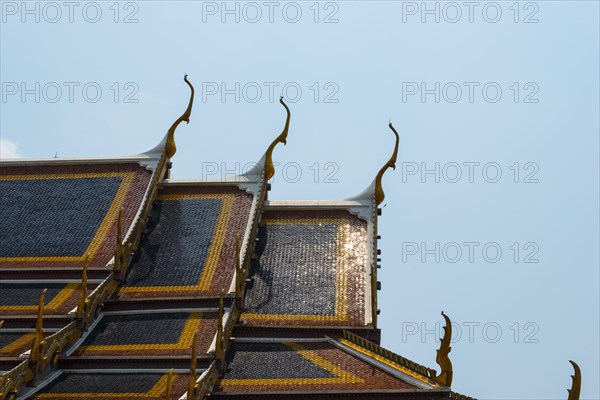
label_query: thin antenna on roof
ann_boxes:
[53,152,58,158]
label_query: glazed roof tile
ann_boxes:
[0,162,152,269]
[113,185,253,299]
[29,371,188,399]
[217,341,419,393]
[73,311,217,357]
[0,282,95,316]
[241,209,368,327]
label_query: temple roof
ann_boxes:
[4,76,579,400]
[0,80,460,400]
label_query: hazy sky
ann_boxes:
[1,1,599,398]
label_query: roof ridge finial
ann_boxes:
[166,368,174,400]
[567,360,581,400]
[264,97,291,180]
[166,75,195,159]
[374,122,399,205]
[434,311,453,387]
[76,254,89,320]
[30,288,47,362]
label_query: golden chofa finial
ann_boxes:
[166,75,195,159]
[264,96,291,181]
[374,122,400,206]
[434,311,453,386]
[567,360,581,400]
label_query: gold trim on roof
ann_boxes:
[118,193,234,295]
[264,97,290,181]
[0,171,135,264]
[338,330,437,386]
[77,313,202,353]
[374,122,399,206]
[221,341,363,386]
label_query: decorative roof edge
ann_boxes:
[0,154,162,172]
[329,331,438,389]
[263,199,372,221]
[160,152,265,197]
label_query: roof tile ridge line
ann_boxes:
[328,330,440,388]
[207,302,231,355]
[120,79,195,249]
[226,165,266,296]
[63,313,105,358]
[225,98,282,296]
[206,299,241,399]
[114,132,169,281]
[201,298,239,398]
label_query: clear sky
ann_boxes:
[1,1,599,398]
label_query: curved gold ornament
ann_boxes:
[30,289,47,362]
[216,296,224,359]
[166,75,195,159]
[374,122,400,206]
[434,311,453,386]
[166,368,174,400]
[235,235,242,297]
[114,208,124,273]
[264,97,291,181]
[76,255,89,319]
[567,360,581,400]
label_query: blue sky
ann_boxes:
[1,1,599,398]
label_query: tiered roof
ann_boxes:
[0,76,582,400]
